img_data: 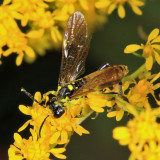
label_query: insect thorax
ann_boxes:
[44,79,84,118]
[57,79,84,100]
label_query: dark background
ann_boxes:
[0,1,160,159]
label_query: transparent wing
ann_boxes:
[71,65,128,99]
[58,11,90,86]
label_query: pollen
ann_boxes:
[68,85,74,91]
[60,97,69,103]
[57,86,61,91]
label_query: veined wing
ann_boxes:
[71,65,128,99]
[58,11,90,86]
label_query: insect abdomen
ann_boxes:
[98,65,128,88]
[71,65,128,98]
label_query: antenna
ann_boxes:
[21,87,43,107]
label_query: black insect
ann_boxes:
[22,11,128,118]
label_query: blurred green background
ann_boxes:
[0,0,160,159]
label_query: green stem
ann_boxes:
[77,110,94,125]
[132,52,143,58]
[122,64,146,82]
[116,96,144,114]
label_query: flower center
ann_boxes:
[135,79,152,95]
[142,44,153,58]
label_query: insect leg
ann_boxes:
[103,81,122,95]
[119,81,122,95]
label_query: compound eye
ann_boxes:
[54,107,65,118]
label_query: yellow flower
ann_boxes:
[9,90,93,159]
[95,0,145,19]
[11,0,48,26]
[124,28,160,70]
[106,81,134,121]
[86,92,114,113]
[18,91,89,145]
[47,110,90,145]
[107,105,124,121]
[0,2,36,66]
[56,0,89,15]
[113,106,160,160]
[1,0,109,65]
[8,130,66,160]
[126,73,160,108]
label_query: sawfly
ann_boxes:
[22,11,128,118]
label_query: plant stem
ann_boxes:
[116,96,144,114]
[122,64,146,82]
[77,110,94,125]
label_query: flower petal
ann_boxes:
[49,131,61,144]
[124,44,142,53]
[131,5,142,15]
[24,46,35,58]
[61,130,68,143]
[16,54,23,66]
[79,0,88,10]
[90,106,104,112]
[148,28,159,42]
[50,148,66,159]
[116,109,124,121]
[154,51,160,64]
[113,127,130,139]
[107,111,117,117]
[27,29,44,39]
[34,92,42,103]
[152,44,160,50]
[18,120,31,132]
[95,1,110,8]
[74,125,89,135]
[151,35,160,43]
[152,83,160,90]
[53,153,66,159]
[14,133,22,146]
[3,49,12,57]
[19,105,31,115]
[50,148,66,154]
[118,5,125,19]
[108,3,116,14]
[0,24,7,36]
[145,55,153,70]
[3,0,12,5]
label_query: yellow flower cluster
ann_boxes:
[126,73,160,108]
[10,70,160,159]
[112,28,160,159]
[95,0,145,19]
[124,28,160,70]
[9,89,118,159]
[8,92,88,159]
[9,130,66,160]
[0,0,146,66]
[113,106,160,160]
[0,0,107,66]
[8,25,160,159]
